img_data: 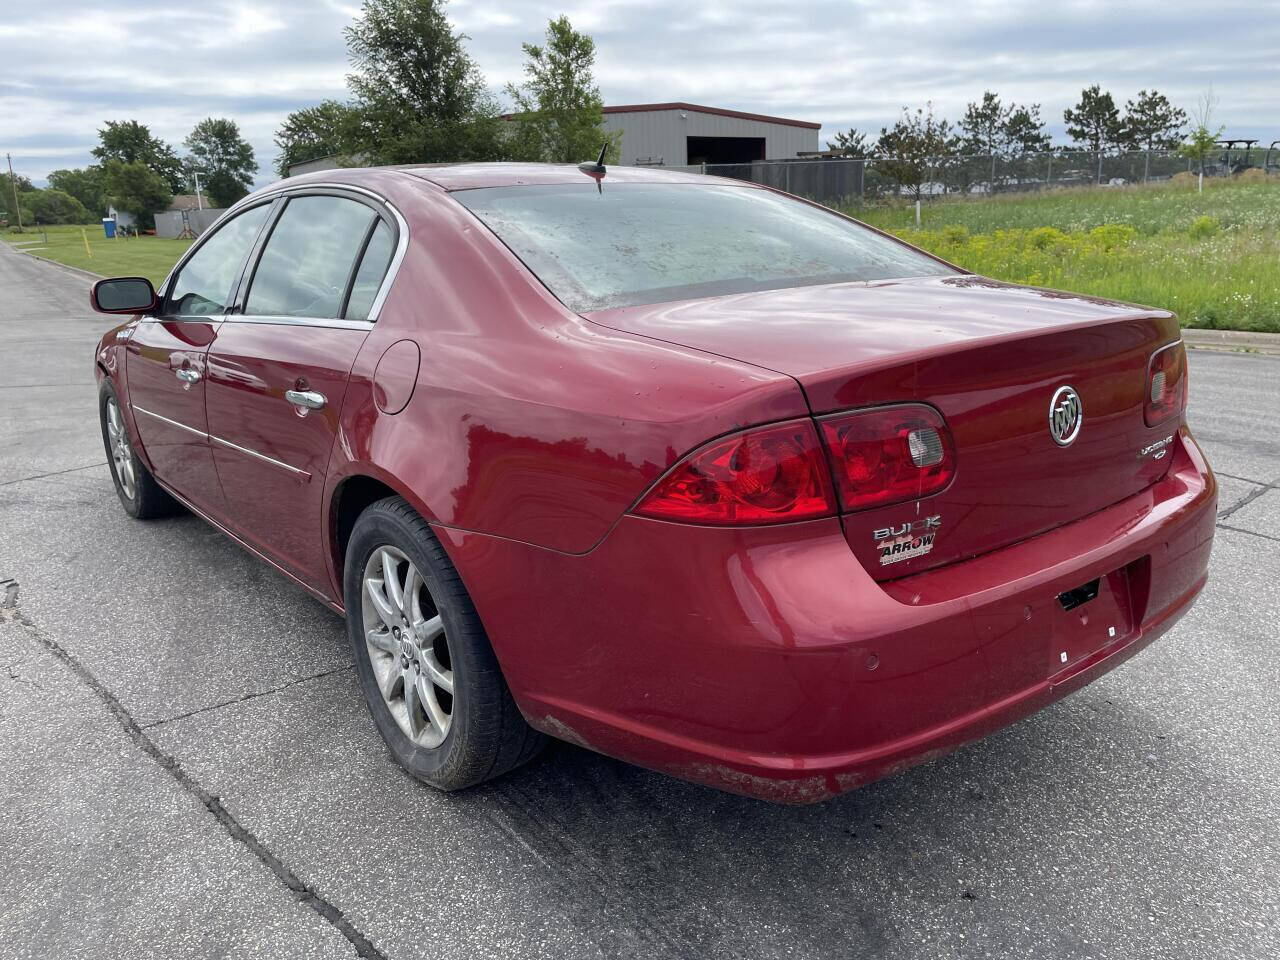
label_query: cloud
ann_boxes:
[2,0,1274,185]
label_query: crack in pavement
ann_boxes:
[1217,482,1274,520]
[1216,522,1280,543]
[140,668,346,729]
[0,582,389,960]
[0,461,108,488]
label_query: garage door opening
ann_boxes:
[687,136,766,165]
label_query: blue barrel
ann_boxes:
[102,218,116,238]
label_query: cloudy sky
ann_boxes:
[2,0,1276,186]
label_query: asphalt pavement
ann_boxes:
[1,241,1277,960]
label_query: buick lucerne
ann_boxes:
[91,164,1215,802]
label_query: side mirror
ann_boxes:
[91,277,157,315]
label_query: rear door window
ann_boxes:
[244,196,377,319]
[343,220,396,322]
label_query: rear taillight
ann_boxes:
[1145,341,1187,426]
[818,404,956,513]
[633,419,836,525]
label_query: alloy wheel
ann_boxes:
[105,397,137,501]
[362,545,455,748]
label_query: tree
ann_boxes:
[6,173,34,194]
[92,120,185,193]
[47,166,107,217]
[875,103,958,201]
[1123,89,1187,182]
[184,117,258,207]
[273,100,361,177]
[958,92,1050,190]
[827,128,872,157]
[1064,86,1124,182]
[5,172,33,224]
[959,92,1006,156]
[1179,90,1223,193]
[504,16,615,164]
[345,0,504,164]
[22,188,91,224]
[1003,104,1051,154]
[102,160,172,228]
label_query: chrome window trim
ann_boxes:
[210,434,311,480]
[168,181,409,327]
[132,404,206,439]
[221,315,375,331]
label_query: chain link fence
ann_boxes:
[666,147,1280,208]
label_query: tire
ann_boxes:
[344,496,545,791]
[99,379,179,520]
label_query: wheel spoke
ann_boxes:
[422,650,453,694]
[379,664,402,702]
[414,613,444,645]
[365,576,399,630]
[366,627,396,654]
[403,669,423,736]
[402,564,419,620]
[381,551,405,614]
[417,674,449,734]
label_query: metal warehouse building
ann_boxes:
[601,102,820,167]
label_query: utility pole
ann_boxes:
[193,170,204,211]
[6,153,23,231]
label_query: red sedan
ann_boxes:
[91,164,1215,802]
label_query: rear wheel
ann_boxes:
[344,497,545,790]
[99,380,178,520]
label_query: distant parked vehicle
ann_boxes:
[1210,139,1259,176]
[89,163,1216,802]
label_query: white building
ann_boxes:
[601,102,820,167]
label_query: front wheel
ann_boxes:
[344,497,545,791]
[99,379,178,520]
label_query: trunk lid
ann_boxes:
[586,276,1183,578]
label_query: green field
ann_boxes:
[848,177,1280,333]
[2,224,192,286]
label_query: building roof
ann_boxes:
[167,194,208,211]
[601,102,821,130]
[398,162,734,191]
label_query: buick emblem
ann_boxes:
[1049,386,1083,446]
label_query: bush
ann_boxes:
[1028,226,1068,250]
[23,188,92,225]
[1087,224,1136,251]
[940,224,969,245]
[1237,168,1268,183]
[1188,215,1220,239]
[1170,171,1197,187]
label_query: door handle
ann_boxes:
[285,389,326,411]
[175,368,201,384]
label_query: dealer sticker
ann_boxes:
[873,515,941,566]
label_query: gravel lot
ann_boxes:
[1,242,1276,960]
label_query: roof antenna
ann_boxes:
[578,142,607,193]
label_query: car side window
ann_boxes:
[343,220,396,322]
[166,204,270,316]
[244,196,377,319]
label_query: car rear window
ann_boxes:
[454,182,955,312]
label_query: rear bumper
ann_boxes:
[440,426,1216,803]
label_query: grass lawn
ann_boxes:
[2,224,192,286]
[846,177,1280,333]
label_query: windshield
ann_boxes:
[454,182,956,312]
